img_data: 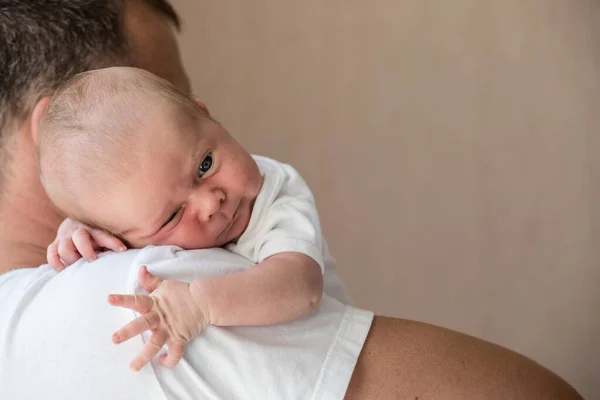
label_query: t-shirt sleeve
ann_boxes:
[241,163,325,272]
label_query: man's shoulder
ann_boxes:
[0,266,52,324]
[0,249,170,399]
[0,250,147,320]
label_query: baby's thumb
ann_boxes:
[138,265,162,293]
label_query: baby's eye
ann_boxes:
[198,153,213,178]
[162,207,183,228]
[165,210,179,225]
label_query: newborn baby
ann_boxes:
[37,67,325,371]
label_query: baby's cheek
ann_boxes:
[172,223,213,250]
[119,236,144,249]
[139,237,163,248]
[138,230,179,248]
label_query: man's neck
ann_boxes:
[0,133,64,274]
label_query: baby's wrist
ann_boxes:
[190,279,215,326]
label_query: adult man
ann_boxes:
[0,1,582,398]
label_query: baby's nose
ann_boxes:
[194,189,225,222]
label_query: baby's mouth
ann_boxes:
[225,208,238,231]
[218,203,240,239]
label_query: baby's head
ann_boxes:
[38,67,262,249]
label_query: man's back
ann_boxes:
[0,246,372,400]
[0,250,168,399]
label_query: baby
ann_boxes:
[37,67,325,371]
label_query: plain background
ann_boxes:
[169,0,599,397]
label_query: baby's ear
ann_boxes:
[30,96,52,144]
[194,98,210,115]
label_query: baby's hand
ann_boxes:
[47,218,126,272]
[108,266,210,371]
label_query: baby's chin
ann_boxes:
[217,207,252,247]
[214,221,246,248]
[171,224,247,250]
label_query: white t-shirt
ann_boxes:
[229,156,353,305]
[230,155,324,271]
[0,246,373,400]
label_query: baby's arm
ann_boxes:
[108,255,322,371]
[222,161,326,325]
[197,251,323,326]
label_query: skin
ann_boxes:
[0,0,582,398]
[346,316,582,399]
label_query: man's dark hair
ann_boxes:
[0,0,179,180]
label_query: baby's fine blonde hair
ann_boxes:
[37,66,205,224]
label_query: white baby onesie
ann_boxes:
[227,156,325,272]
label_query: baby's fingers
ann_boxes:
[138,266,163,293]
[111,310,161,344]
[108,294,155,313]
[130,329,168,372]
[47,241,64,272]
[90,229,126,253]
[159,341,185,368]
[57,238,82,265]
[72,228,97,262]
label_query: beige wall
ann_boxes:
[169,0,599,397]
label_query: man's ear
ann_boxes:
[195,98,210,115]
[30,96,52,144]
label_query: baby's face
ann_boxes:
[85,117,263,250]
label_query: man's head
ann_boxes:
[0,0,188,189]
[38,67,263,251]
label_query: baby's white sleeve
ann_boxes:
[234,163,325,272]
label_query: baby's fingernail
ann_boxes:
[118,246,126,252]
[88,255,97,262]
[112,333,121,343]
[130,362,140,372]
